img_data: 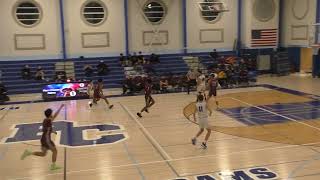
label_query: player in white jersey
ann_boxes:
[191,94,212,149]
[87,80,94,108]
[196,72,206,98]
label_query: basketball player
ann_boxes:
[87,80,94,108]
[191,94,212,149]
[20,104,65,170]
[208,73,219,108]
[196,71,206,98]
[137,79,155,118]
[92,79,113,109]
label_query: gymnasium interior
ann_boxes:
[1,0,320,180]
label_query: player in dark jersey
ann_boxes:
[137,79,155,118]
[91,79,113,109]
[208,73,219,107]
[20,104,64,171]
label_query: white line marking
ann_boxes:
[120,103,172,160]
[10,141,320,180]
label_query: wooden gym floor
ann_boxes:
[1,75,320,180]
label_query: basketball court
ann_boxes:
[0,76,319,180]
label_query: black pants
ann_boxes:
[187,79,196,94]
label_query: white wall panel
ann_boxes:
[0,0,61,60]
[187,0,238,52]
[281,0,316,47]
[128,0,182,54]
[64,0,125,57]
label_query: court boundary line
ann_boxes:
[120,103,181,177]
[64,104,67,180]
[227,97,320,180]
[104,105,146,180]
[10,140,320,180]
[120,103,172,160]
[0,105,13,161]
[228,97,320,132]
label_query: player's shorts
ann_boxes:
[198,117,209,129]
[209,89,217,97]
[93,92,103,100]
[88,91,94,98]
[145,95,153,104]
[197,85,206,93]
[41,138,55,150]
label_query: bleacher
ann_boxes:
[0,60,59,94]
[74,57,125,89]
[0,54,191,95]
[149,55,189,75]
[193,52,236,68]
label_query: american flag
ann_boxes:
[251,29,278,47]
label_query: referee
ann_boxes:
[186,69,199,94]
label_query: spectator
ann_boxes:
[239,58,247,70]
[119,53,126,66]
[210,49,219,62]
[226,65,235,87]
[123,76,134,95]
[218,69,227,88]
[150,53,160,63]
[239,68,249,85]
[143,61,156,75]
[55,71,67,82]
[21,65,32,80]
[0,83,9,102]
[35,66,45,80]
[160,77,169,93]
[97,60,110,76]
[138,51,144,64]
[131,52,138,65]
[186,69,199,94]
[126,54,132,66]
[84,64,94,77]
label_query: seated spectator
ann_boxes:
[97,60,110,76]
[239,59,247,70]
[126,54,132,66]
[218,69,227,88]
[35,66,45,80]
[21,65,32,80]
[143,61,156,75]
[131,52,138,65]
[55,71,67,82]
[160,77,169,93]
[138,51,144,64]
[123,76,134,95]
[225,65,235,87]
[0,83,9,102]
[239,68,249,84]
[150,53,160,63]
[84,64,94,77]
[210,49,219,61]
[66,76,75,82]
[119,53,126,66]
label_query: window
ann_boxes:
[14,1,42,27]
[199,0,222,23]
[143,0,167,24]
[81,0,107,26]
